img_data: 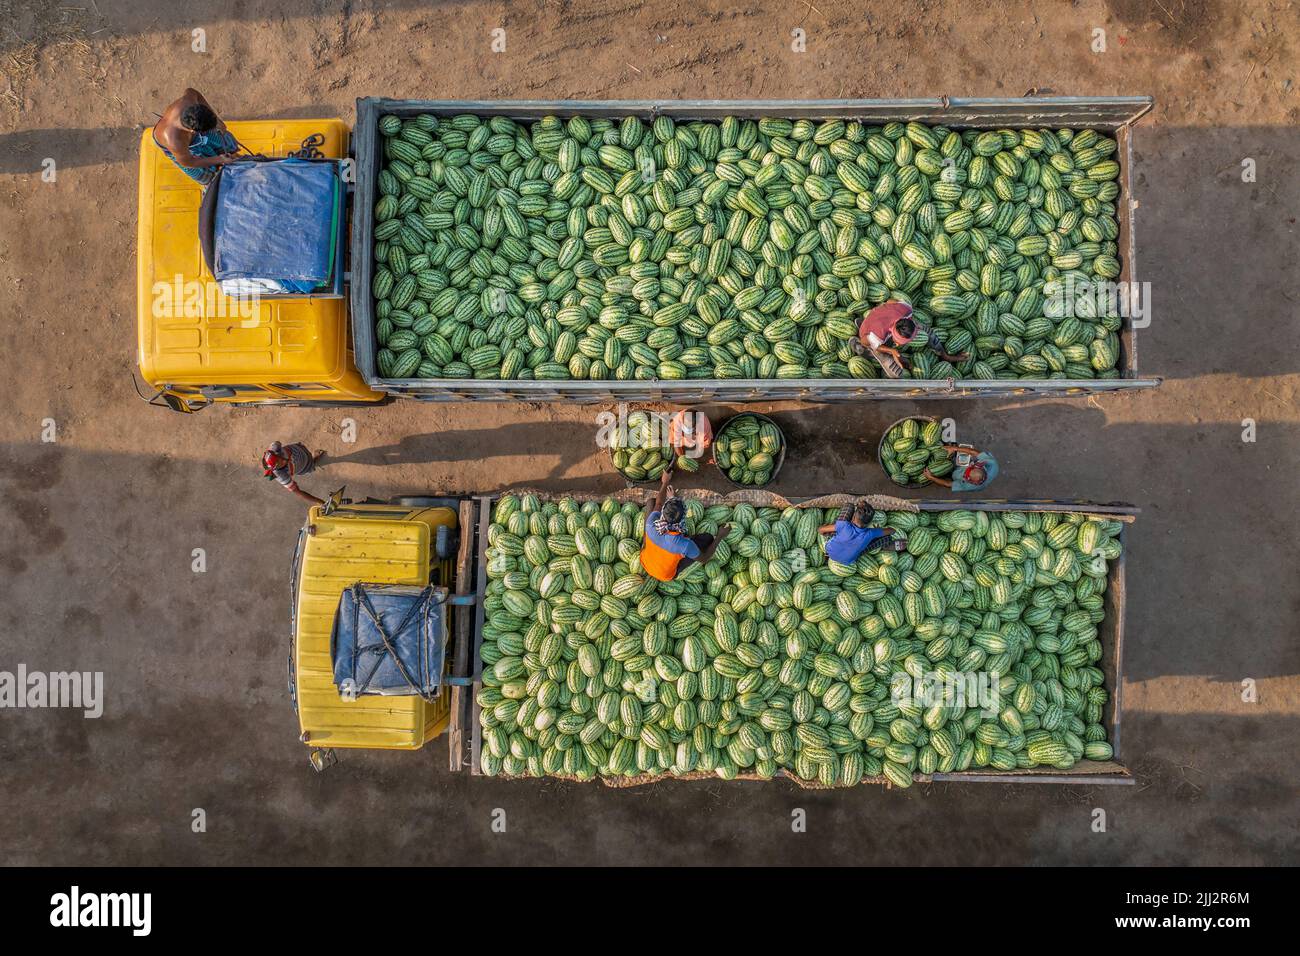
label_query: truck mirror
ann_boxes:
[322,487,346,515]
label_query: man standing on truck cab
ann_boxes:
[262,441,327,505]
[819,500,907,564]
[152,88,242,186]
[640,469,731,583]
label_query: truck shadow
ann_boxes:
[0,126,139,173]
[0,110,346,173]
[326,422,592,482]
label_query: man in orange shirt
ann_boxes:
[639,470,730,582]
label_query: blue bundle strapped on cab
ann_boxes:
[207,158,343,297]
[329,583,448,700]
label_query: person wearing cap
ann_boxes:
[852,301,968,378]
[667,409,713,463]
[261,441,326,504]
[924,445,1000,492]
[818,500,908,564]
[640,469,731,582]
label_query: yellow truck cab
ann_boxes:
[136,118,383,412]
[289,497,478,768]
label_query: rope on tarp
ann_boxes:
[348,584,444,702]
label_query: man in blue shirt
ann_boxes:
[641,470,730,581]
[818,500,907,565]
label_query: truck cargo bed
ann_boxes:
[351,97,1157,403]
[448,492,1136,787]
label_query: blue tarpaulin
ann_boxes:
[330,584,446,699]
[213,159,337,293]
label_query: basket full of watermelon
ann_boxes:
[714,413,786,488]
[878,416,952,488]
[608,410,675,483]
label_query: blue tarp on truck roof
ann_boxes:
[330,584,446,699]
[213,159,338,293]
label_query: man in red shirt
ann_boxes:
[261,441,326,505]
[853,301,968,377]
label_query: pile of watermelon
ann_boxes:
[608,410,673,482]
[477,493,1121,787]
[370,112,1126,383]
[880,417,951,487]
[714,415,784,486]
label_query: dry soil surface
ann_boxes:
[0,0,1297,865]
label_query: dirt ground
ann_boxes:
[0,0,1297,866]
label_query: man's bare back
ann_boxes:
[152,88,237,174]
